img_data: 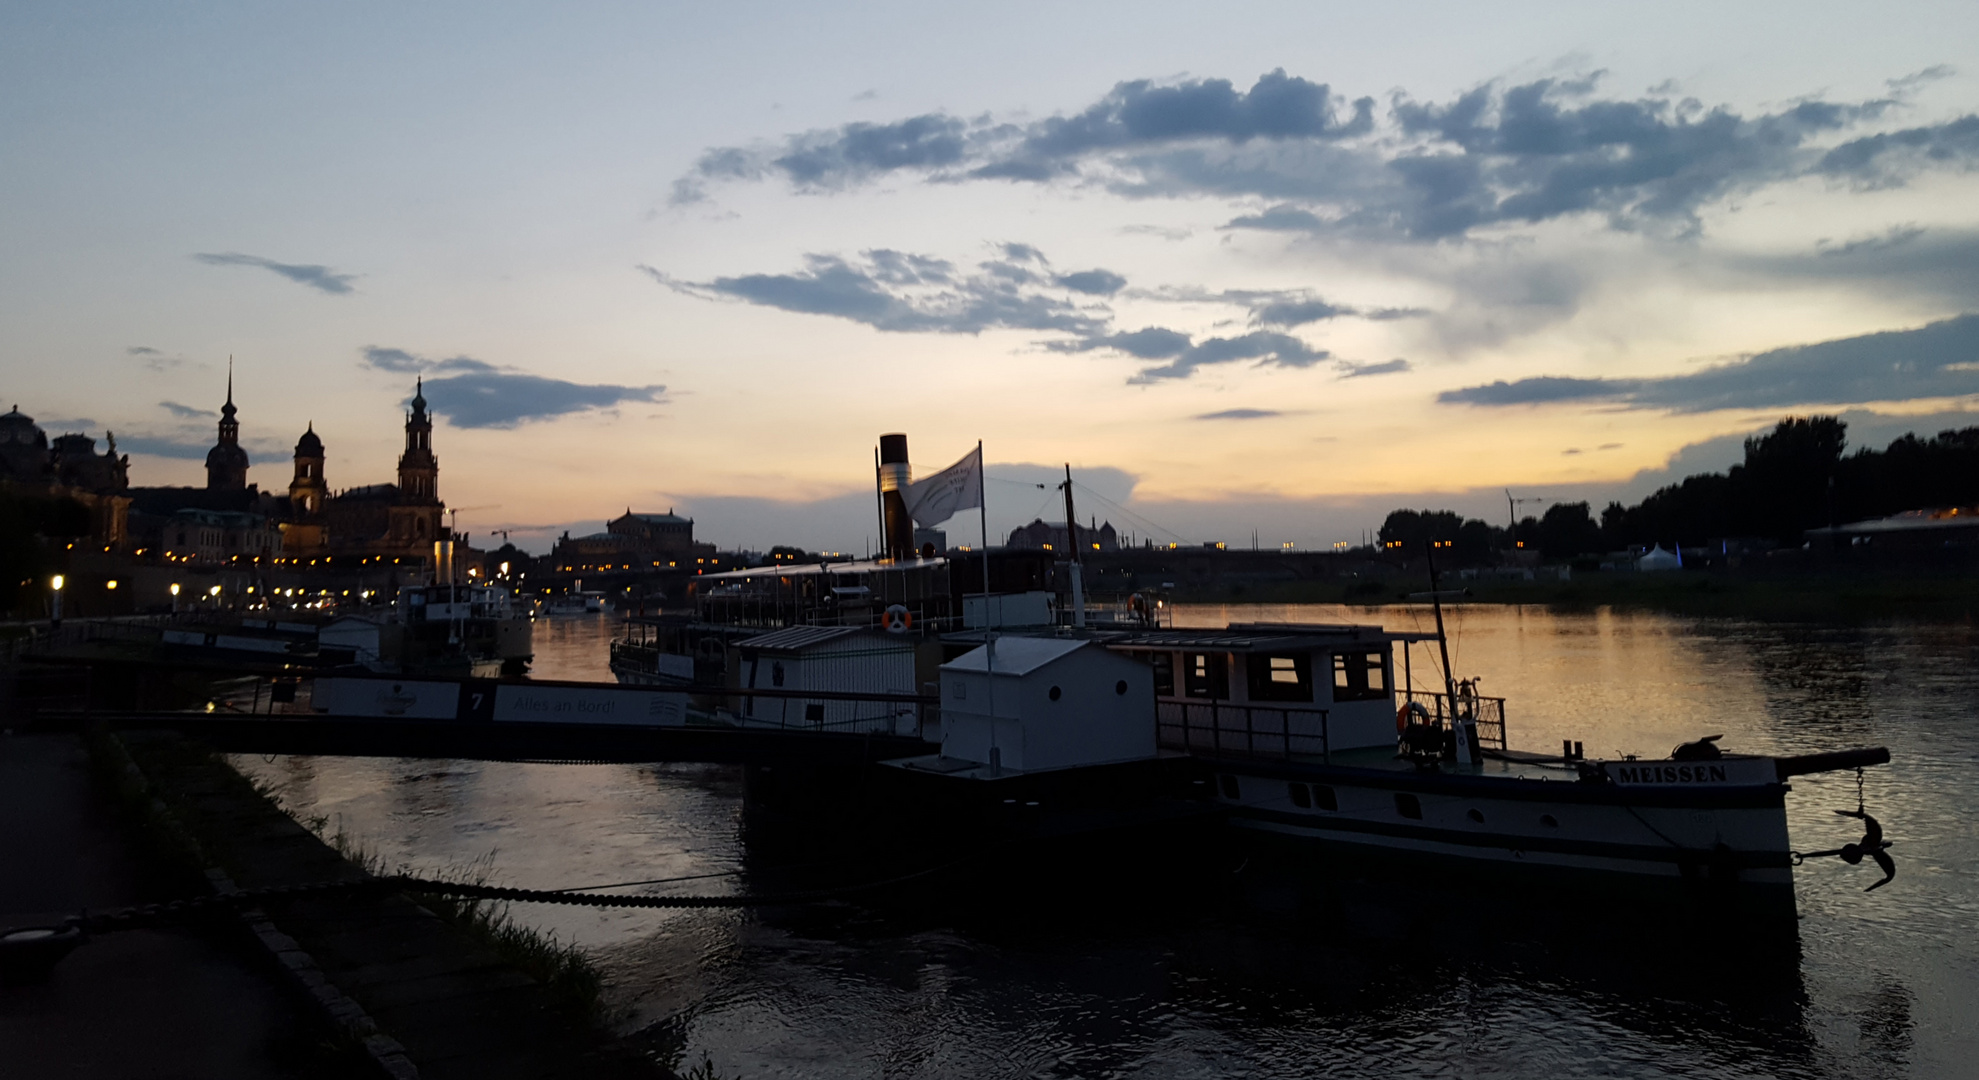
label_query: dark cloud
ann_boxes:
[1221,204,1330,232]
[641,251,1111,336]
[1195,408,1282,420]
[1335,358,1412,379]
[1439,314,1979,411]
[1126,331,1330,384]
[158,400,214,419]
[1055,269,1128,295]
[1818,225,1925,258]
[114,433,215,460]
[358,347,664,428]
[1813,115,1979,187]
[1250,297,1351,328]
[680,68,1976,242]
[1438,375,1641,406]
[1047,326,1195,359]
[1045,324,1329,383]
[193,252,357,294]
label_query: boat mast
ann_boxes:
[1060,463,1086,628]
[1423,540,1472,765]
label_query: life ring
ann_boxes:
[883,604,913,633]
[1396,699,1432,735]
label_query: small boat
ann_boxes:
[545,590,611,616]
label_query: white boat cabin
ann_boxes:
[940,637,1156,774]
[1100,623,1445,758]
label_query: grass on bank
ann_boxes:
[84,729,609,1029]
[320,824,605,1023]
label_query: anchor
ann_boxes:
[1795,771,1896,891]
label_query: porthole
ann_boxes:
[1539,814,1559,829]
[1288,783,1311,808]
[1048,685,1062,701]
[1114,680,1128,695]
[1219,775,1240,799]
[1395,793,1423,820]
[1310,784,1338,811]
[1467,809,1485,824]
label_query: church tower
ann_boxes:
[289,422,326,516]
[397,377,438,503]
[281,422,329,555]
[204,365,250,490]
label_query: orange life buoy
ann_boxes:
[1396,699,1431,734]
[884,604,913,633]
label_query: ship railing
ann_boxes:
[1399,689,1509,751]
[1156,699,1332,762]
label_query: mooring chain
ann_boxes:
[29,863,961,938]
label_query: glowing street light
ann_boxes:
[50,574,64,627]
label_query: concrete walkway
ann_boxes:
[0,731,346,1079]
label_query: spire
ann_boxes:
[221,358,238,420]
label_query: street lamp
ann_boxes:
[50,574,64,628]
[170,582,181,613]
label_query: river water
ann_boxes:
[234,606,1979,1078]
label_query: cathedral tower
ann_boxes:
[289,422,326,516]
[204,365,250,490]
[397,377,438,503]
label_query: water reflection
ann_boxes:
[232,605,1979,1078]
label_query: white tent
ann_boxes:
[1637,544,1682,571]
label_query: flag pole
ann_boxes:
[980,440,998,772]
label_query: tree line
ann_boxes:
[1378,416,1979,561]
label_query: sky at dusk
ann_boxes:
[5,2,1977,553]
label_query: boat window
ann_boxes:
[1288,782,1311,808]
[1395,792,1422,819]
[1185,653,1229,699]
[1310,784,1338,811]
[1332,651,1390,702]
[1247,654,1313,702]
[1150,652,1175,697]
[1218,774,1240,799]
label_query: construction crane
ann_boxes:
[1505,489,1547,532]
[445,505,500,540]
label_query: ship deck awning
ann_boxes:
[1100,622,1436,652]
[697,556,949,582]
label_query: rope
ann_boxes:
[35,859,967,937]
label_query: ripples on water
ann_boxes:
[234,606,1979,1078]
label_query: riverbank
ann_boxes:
[1170,567,1979,620]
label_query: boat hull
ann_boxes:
[1203,755,1797,915]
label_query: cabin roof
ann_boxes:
[943,635,1099,677]
[1103,622,1434,652]
[735,624,906,653]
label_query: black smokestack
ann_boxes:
[878,432,915,562]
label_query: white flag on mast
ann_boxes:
[904,445,983,525]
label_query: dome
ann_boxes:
[206,442,250,471]
[295,422,323,457]
[1,404,45,447]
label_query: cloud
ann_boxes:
[1195,408,1283,420]
[1055,269,1128,295]
[1249,297,1351,328]
[126,346,186,372]
[193,252,357,294]
[642,250,1112,336]
[1439,314,1979,411]
[675,67,1975,241]
[113,433,216,460]
[1335,358,1412,379]
[358,346,665,428]
[158,400,215,419]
